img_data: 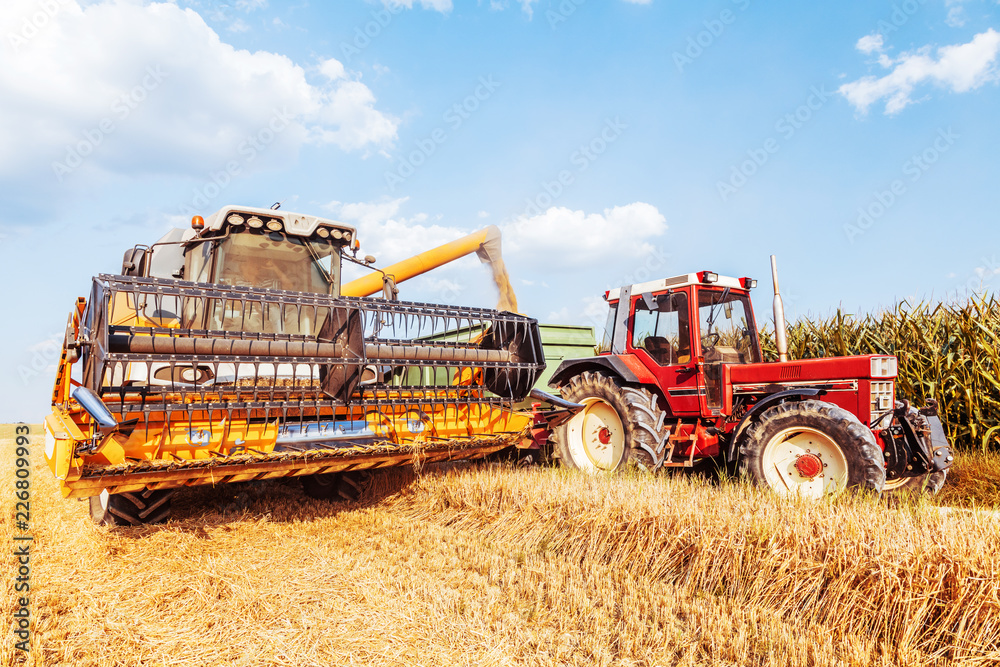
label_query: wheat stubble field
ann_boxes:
[3,425,1000,667]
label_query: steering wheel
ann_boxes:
[702,332,720,348]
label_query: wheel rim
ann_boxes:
[761,426,848,498]
[883,475,920,491]
[564,397,625,472]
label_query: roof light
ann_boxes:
[191,215,204,231]
[701,271,718,284]
[343,231,352,242]
[741,277,757,289]
[265,219,283,232]
[227,213,245,226]
[247,216,264,229]
[316,227,330,238]
[331,229,343,240]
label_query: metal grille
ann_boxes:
[870,380,894,429]
[72,275,544,444]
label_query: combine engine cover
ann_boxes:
[46,273,544,499]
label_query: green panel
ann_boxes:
[534,324,597,398]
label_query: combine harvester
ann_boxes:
[44,206,574,525]
[45,205,954,525]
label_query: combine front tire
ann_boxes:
[739,400,885,498]
[89,489,173,526]
[301,471,371,502]
[550,371,666,472]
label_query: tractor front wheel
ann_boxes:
[740,400,885,498]
[89,488,173,526]
[550,371,666,473]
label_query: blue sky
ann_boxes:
[1,0,999,421]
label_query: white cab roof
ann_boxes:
[606,273,746,301]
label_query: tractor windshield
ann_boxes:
[697,289,760,364]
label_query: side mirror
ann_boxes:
[121,247,148,277]
[364,255,377,266]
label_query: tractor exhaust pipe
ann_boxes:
[770,255,789,363]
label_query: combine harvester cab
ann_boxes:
[44,206,546,525]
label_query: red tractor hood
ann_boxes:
[729,355,895,386]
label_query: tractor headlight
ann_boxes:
[247,216,264,229]
[871,356,897,378]
[266,219,283,232]
[316,227,330,238]
[227,214,245,226]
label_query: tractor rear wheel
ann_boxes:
[550,371,666,473]
[301,470,371,502]
[89,488,173,526]
[883,470,948,496]
[739,400,885,498]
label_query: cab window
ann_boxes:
[697,289,760,364]
[631,292,690,366]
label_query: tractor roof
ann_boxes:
[201,205,358,239]
[605,272,748,302]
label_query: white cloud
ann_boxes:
[227,17,250,32]
[945,0,968,28]
[383,0,453,13]
[840,29,1000,115]
[235,0,268,11]
[500,203,667,269]
[856,33,884,55]
[0,0,397,189]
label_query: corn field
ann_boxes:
[760,294,1000,452]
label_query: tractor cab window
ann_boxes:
[597,302,617,354]
[697,289,760,365]
[631,292,690,366]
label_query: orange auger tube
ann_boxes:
[341,226,499,297]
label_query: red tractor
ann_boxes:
[546,260,953,497]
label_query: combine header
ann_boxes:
[45,206,546,524]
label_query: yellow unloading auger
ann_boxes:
[44,206,548,525]
[341,225,519,313]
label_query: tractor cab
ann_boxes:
[598,271,761,416]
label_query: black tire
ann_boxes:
[549,371,667,472]
[883,469,948,496]
[89,488,173,526]
[301,470,371,502]
[739,400,885,496]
